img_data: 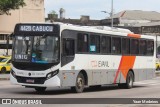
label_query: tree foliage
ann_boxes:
[49,10,57,15]
[0,0,26,15]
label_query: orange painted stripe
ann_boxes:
[114,56,136,83]
[114,57,124,83]
[128,33,141,38]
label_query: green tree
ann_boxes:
[0,0,26,15]
[48,10,58,20]
[49,10,57,15]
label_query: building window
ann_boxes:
[0,44,12,49]
[100,36,111,54]
[0,34,5,40]
[112,37,121,54]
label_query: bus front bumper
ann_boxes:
[10,73,61,87]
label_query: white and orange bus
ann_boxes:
[10,23,156,93]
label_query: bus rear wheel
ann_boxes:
[71,73,85,93]
[118,71,134,89]
[35,87,46,93]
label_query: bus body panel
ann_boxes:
[60,54,155,86]
[10,73,61,87]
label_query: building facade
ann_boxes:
[0,0,45,55]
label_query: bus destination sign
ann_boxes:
[19,25,54,32]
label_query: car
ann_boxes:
[156,58,160,71]
[156,62,160,71]
[0,56,11,73]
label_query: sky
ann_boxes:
[44,0,160,20]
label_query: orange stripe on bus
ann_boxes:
[127,33,141,38]
[114,56,136,83]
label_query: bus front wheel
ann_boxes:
[71,73,85,93]
[35,87,46,93]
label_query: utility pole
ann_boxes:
[6,34,9,55]
[111,0,113,28]
[101,0,114,28]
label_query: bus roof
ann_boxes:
[52,22,132,33]
[14,22,155,40]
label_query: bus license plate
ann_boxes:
[26,79,35,83]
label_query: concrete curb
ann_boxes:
[0,78,10,81]
[155,72,160,76]
[0,74,10,81]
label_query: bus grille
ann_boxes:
[16,76,46,84]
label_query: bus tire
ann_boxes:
[118,71,134,89]
[1,67,6,74]
[71,73,85,93]
[125,71,134,89]
[35,87,46,93]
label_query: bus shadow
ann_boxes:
[12,88,72,95]
[83,85,146,93]
[12,85,147,95]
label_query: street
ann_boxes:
[1,76,160,107]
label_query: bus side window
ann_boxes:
[147,40,154,56]
[100,36,111,54]
[112,37,121,54]
[63,39,75,56]
[139,40,147,55]
[77,33,88,53]
[131,39,139,55]
[89,34,100,53]
[122,38,130,55]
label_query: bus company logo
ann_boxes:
[91,60,109,68]
[2,99,12,104]
[91,60,98,67]
[28,73,31,76]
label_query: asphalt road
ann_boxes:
[1,77,160,107]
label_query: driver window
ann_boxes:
[63,39,75,56]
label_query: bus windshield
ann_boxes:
[13,35,59,64]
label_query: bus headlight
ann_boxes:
[46,70,59,80]
[11,69,16,78]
